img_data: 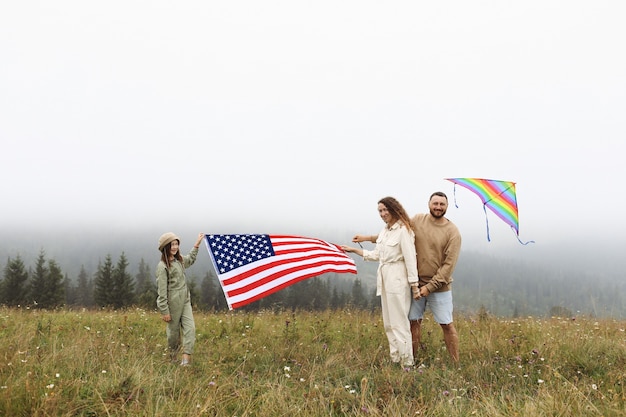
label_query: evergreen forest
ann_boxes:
[1,247,624,318]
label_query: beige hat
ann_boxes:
[158,232,180,251]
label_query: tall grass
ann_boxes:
[0,307,624,416]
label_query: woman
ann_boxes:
[156,232,204,366]
[342,197,419,367]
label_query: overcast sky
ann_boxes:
[2,1,625,256]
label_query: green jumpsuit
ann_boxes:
[156,247,198,356]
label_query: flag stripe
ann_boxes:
[226,263,356,309]
[221,253,356,286]
[204,234,357,309]
[227,261,358,296]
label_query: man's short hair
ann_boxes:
[430,191,448,201]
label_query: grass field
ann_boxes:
[0,307,624,416]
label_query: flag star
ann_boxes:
[206,234,276,273]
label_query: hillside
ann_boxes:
[1,229,624,318]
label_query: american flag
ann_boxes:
[204,234,357,309]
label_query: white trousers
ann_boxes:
[380,276,413,366]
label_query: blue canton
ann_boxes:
[206,234,275,274]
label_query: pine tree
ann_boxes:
[75,265,94,307]
[29,250,48,307]
[135,258,149,292]
[94,255,115,307]
[112,252,135,309]
[1,255,29,307]
[350,278,367,309]
[199,271,217,311]
[41,259,65,308]
[330,286,341,310]
[311,278,331,310]
[187,274,203,309]
[27,251,65,309]
[135,258,156,308]
[64,273,76,306]
[199,270,229,312]
[368,288,378,312]
[207,270,228,311]
[283,280,303,309]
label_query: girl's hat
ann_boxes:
[158,232,180,251]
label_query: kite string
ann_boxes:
[452,183,490,242]
[482,204,491,242]
[449,178,534,245]
[455,183,492,241]
[511,227,536,245]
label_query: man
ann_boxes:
[353,191,461,362]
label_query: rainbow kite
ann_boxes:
[445,178,534,245]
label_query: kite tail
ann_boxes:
[511,227,535,245]
[482,204,491,242]
[458,183,534,244]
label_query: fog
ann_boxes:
[2,2,625,289]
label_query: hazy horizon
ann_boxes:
[2,223,624,281]
[2,2,625,273]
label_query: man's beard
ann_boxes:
[430,209,446,218]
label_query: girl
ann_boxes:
[156,232,204,366]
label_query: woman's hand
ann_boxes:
[411,284,421,300]
[341,245,363,257]
[162,314,171,322]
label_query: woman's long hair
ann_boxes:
[160,240,183,269]
[378,196,413,231]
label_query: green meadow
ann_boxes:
[0,307,624,416]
